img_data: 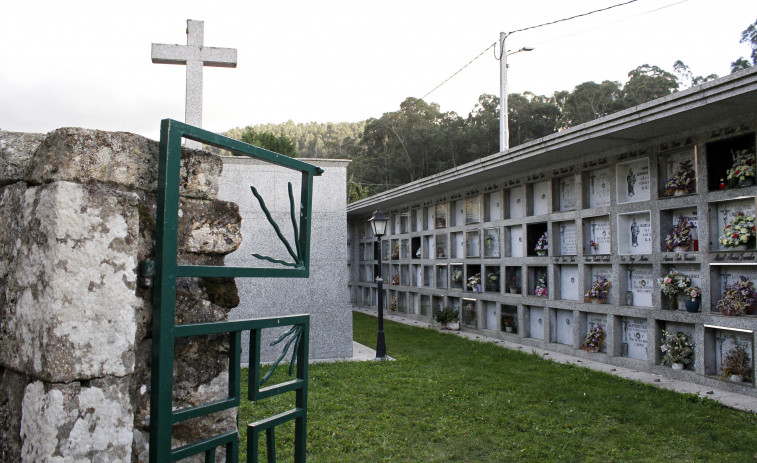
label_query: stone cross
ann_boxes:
[152,20,237,148]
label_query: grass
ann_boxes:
[238,312,757,462]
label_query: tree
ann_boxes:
[507,92,560,146]
[731,19,757,72]
[673,60,718,89]
[229,128,297,157]
[555,80,623,129]
[622,64,679,106]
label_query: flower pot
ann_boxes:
[508,288,519,294]
[446,321,460,331]
[737,177,755,188]
[674,190,687,196]
[536,251,547,256]
[685,300,700,313]
[730,374,743,383]
[505,326,513,333]
[732,244,749,251]
[671,363,684,371]
[591,299,602,304]
[673,246,689,253]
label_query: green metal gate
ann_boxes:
[149,119,323,462]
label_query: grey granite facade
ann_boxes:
[218,156,353,362]
[348,67,757,397]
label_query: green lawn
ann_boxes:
[239,312,757,462]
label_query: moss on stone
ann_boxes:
[199,277,240,309]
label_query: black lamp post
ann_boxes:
[368,209,389,359]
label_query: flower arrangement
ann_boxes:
[451,269,463,283]
[506,276,520,293]
[390,243,399,259]
[659,270,691,310]
[433,306,459,324]
[534,231,549,256]
[658,271,691,296]
[389,295,397,312]
[720,343,752,381]
[665,216,695,251]
[683,286,701,300]
[589,240,599,251]
[582,325,605,353]
[726,148,756,188]
[487,272,499,284]
[664,159,696,195]
[467,273,481,291]
[660,330,694,366]
[585,275,611,302]
[391,274,400,285]
[718,212,756,249]
[534,273,548,297]
[717,276,757,316]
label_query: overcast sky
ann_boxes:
[1,0,754,141]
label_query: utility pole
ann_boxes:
[499,32,509,152]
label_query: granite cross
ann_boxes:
[152,20,237,148]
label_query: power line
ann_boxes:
[531,0,689,46]
[362,42,496,137]
[506,0,640,36]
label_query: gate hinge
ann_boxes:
[138,260,155,288]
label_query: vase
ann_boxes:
[668,294,678,310]
[673,246,688,253]
[685,300,700,313]
[591,299,601,304]
[738,177,755,188]
[674,190,687,196]
[446,321,460,331]
[731,244,749,251]
[536,251,547,256]
[508,288,519,294]
[730,374,743,383]
[671,363,684,371]
[505,326,513,333]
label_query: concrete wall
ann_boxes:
[218,156,353,362]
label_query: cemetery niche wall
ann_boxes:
[347,67,757,397]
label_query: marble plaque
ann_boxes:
[529,307,544,340]
[509,187,526,219]
[617,158,651,203]
[619,212,652,254]
[554,309,573,345]
[662,149,695,187]
[714,330,752,374]
[674,265,703,288]
[588,168,612,208]
[465,197,481,224]
[587,314,607,353]
[452,232,464,258]
[558,221,577,255]
[533,181,550,216]
[718,266,757,295]
[559,175,577,211]
[621,317,648,360]
[715,199,756,250]
[485,301,498,330]
[560,265,579,300]
[587,217,611,254]
[486,192,502,221]
[423,266,434,287]
[628,266,654,307]
[509,226,524,258]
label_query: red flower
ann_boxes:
[733,233,740,238]
[726,225,732,229]
[738,212,745,216]
[735,170,742,176]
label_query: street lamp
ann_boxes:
[499,31,534,152]
[368,209,389,359]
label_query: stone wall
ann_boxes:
[0,128,242,462]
